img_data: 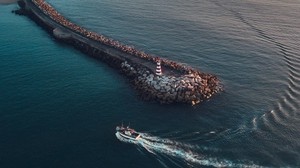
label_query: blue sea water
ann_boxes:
[1,0,300,167]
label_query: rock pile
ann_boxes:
[121,61,221,105]
[30,0,214,75]
[19,0,223,105]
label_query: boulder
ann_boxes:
[165,86,171,92]
[154,84,161,90]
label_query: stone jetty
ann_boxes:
[16,0,222,105]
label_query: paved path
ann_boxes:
[26,0,182,76]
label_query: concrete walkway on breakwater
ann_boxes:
[17,0,222,105]
[22,0,182,76]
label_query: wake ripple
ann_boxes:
[213,1,300,128]
[116,132,263,168]
[261,52,300,127]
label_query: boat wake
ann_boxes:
[116,132,263,168]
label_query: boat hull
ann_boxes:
[116,126,141,141]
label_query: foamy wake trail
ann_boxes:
[116,132,263,168]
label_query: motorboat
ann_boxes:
[116,125,141,141]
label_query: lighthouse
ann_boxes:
[156,61,162,76]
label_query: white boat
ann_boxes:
[116,125,141,141]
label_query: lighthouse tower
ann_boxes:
[156,61,162,76]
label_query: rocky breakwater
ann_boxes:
[121,61,221,105]
[17,0,222,105]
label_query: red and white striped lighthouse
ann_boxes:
[156,61,162,76]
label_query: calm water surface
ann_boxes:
[1,0,300,167]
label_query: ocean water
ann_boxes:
[1,0,300,167]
